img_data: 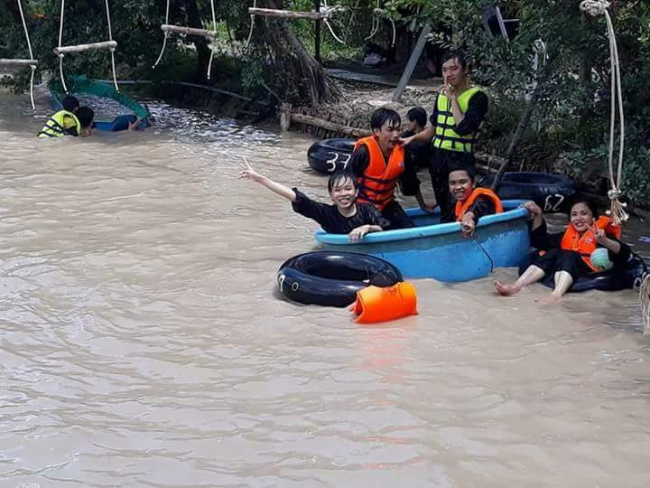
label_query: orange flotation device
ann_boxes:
[354,136,405,211]
[350,282,418,324]
[454,188,503,221]
[560,215,622,271]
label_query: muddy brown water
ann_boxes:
[1,91,649,487]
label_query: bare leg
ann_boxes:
[495,265,546,296]
[536,270,574,304]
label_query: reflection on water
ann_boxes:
[0,89,649,487]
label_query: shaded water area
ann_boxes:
[1,91,650,487]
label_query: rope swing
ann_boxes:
[365,1,396,48]
[153,0,218,80]
[0,0,38,109]
[579,0,628,225]
[641,274,650,335]
[55,0,119,93]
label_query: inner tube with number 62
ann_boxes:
[480,172,577,213]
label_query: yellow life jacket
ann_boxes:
[38,110,81,139]
[432,86,482,153]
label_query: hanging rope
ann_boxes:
[152,0,171,69]
[365,5,396,47]
[57,0,120,93]
[580,0,628,225]
[322,0,347,45]
[641,274,650,335]
[244,0,257,51]
[16,0,36,109]
[152,0,218,79]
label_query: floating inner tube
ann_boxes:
[307,138,432,174]
[520,252,648,292]
[480,172,577,213]
[277,251,403,307]
[307,138,355,174]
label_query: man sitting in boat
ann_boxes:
[38,96,94,139]
[495,198,632,303]
[440,164,503,238]
[349,108,434,230]
[239,161,389,241]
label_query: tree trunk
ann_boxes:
[183,0,213,81]
[254,0,340,106]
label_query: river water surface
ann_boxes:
[1,92,650,487]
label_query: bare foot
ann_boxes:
[494,281,520,296]
[535,294,561,305]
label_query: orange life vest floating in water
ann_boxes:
[454,188,503,221]
[560,215,622,271]
[350,282,418,324]
[354,136,405,211]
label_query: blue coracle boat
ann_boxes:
[315,200,531,282]
[50,76,151,131]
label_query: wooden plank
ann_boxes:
[0,59,38,66]
[161,24,218,38]
[54,41,117,55]
[248,7,336,20]
[289,112,372,138]
[392,22,432,102]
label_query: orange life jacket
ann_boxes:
[350,282,418,324]
[354,136,405,211]
[560,216,622,271]
[454,188,503,221]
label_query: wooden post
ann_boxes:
[161,24,218,38]
[54,40,117,55]
[0,59,38,66]
[314,0,321,63]
[280,103,292,131]
[391,22,431,102]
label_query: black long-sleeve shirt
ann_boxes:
[429,91,489,136]
[348,144,421,196]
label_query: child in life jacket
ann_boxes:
[440,164,502,237]
[495,197,632,303]
[38,96,94,138]
[239,160,390,241]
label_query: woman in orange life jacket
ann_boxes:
[440,164,503,237]
[348,108,435,230]
[495,197,632,304]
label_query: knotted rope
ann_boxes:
[641,274,650,335]
[580,0,628,225]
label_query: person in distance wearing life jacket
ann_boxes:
[239,160,390,241]
[495,197,632,303]
[38,96,94,139]
[402,50,488,218]
[349,108,435,230]
[440,164,502,238]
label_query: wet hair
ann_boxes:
[62,95,80,112]
[448,163,476,182]
[370,108,401,131]
[327,171,357,193]
[407,107,427,129]
[568,195,599,218]
[76,106,95,129]
[441,50,468,70]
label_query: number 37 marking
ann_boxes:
[326,151,351,173]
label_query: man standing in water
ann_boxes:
[403,50,489,217]
[349,108,434,230]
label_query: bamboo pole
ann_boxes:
[0,59,38,66]
[248,7,336,20]
[54,41,117,55]
[161,24,218,38]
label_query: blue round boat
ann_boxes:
[315,200,531,282]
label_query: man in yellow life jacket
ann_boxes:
[38,96,95,139]
[403,50,488,218]
[441,164,502,238]
[349,108,435,230]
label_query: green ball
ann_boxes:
[591,248,613,271]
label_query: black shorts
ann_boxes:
[531,248,593,281]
